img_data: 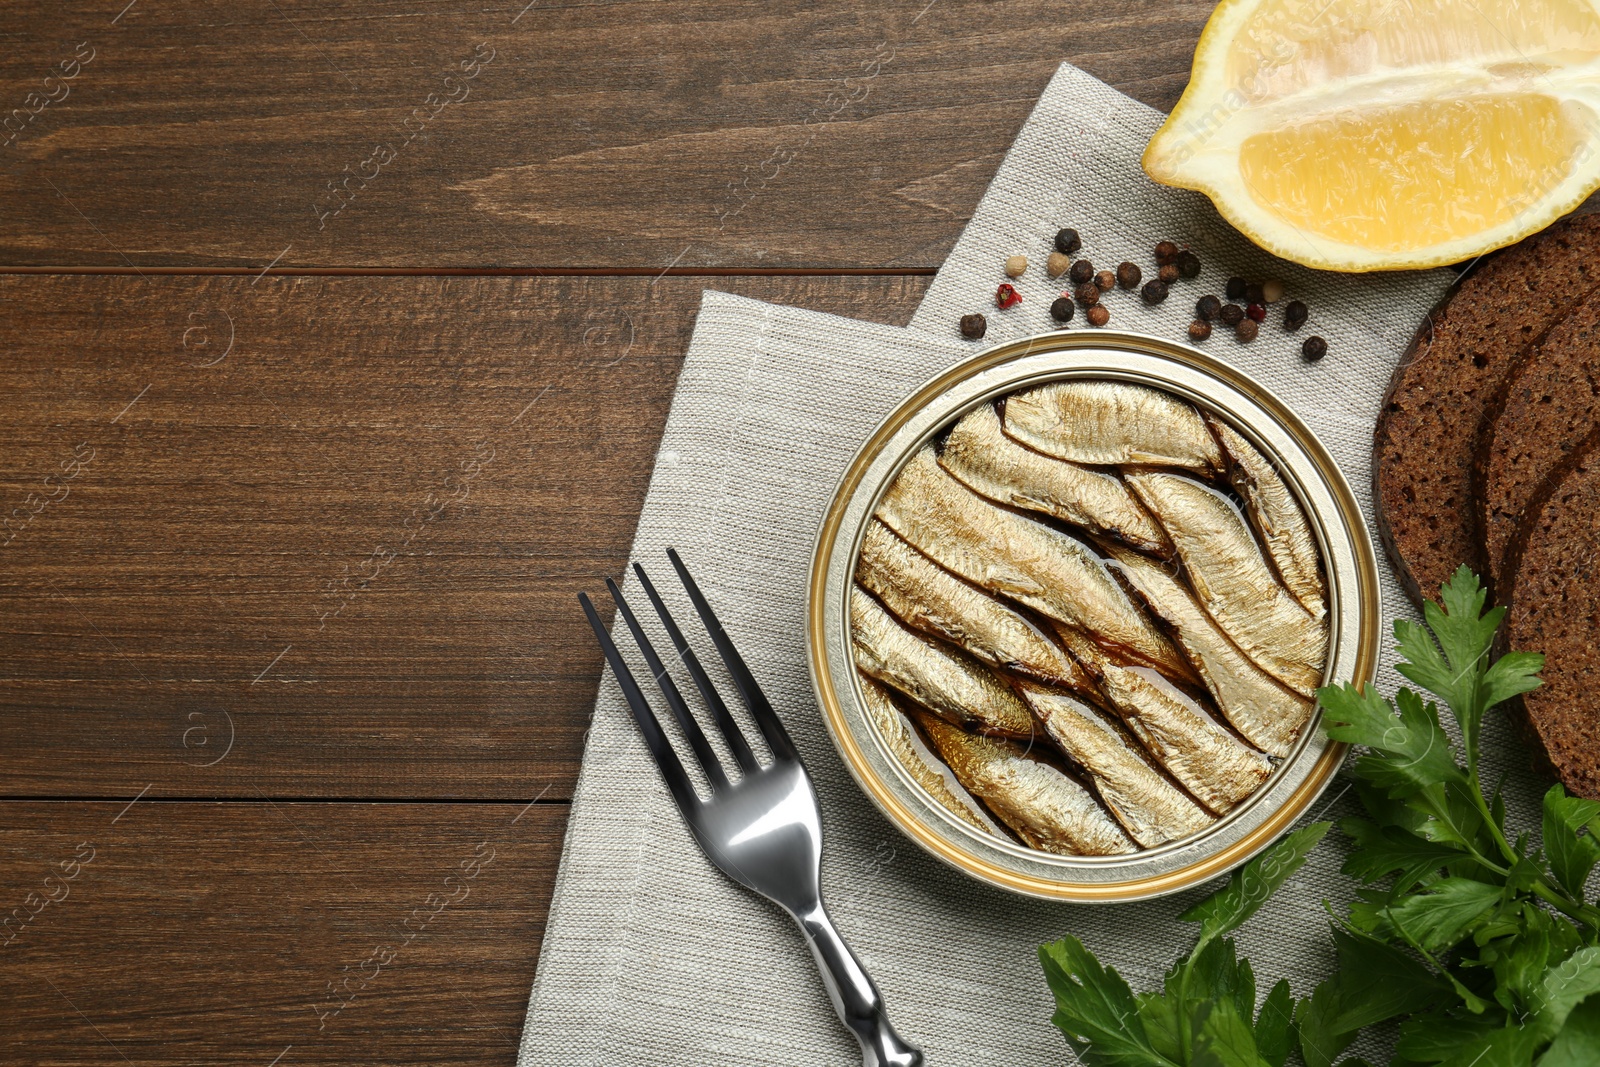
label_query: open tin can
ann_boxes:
[807,329,1379,902]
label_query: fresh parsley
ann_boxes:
[1042,821,1331,1067]
[1041,568,1600,1067]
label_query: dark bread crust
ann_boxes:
[1507,443,1600,800]
[1480,294,1600,597]
[1375,214,1600,608]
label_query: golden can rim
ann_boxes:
[807,329,1379,903]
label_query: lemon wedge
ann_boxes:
[1144,0,1600,271]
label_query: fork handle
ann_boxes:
[793,903,924,1067]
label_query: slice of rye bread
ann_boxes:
[1376,212,1600,607]
[1480,292,1600,594]
[1507,443,1600,800]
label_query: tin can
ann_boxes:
[807,330,1379,901]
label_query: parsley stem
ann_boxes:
[1466,767,1519,868]
[1462,767,1600,926]
[1410,789,1523,893]
[1531,879,1600,927]
[1177,959,1192,1063]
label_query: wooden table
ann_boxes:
[0,4,1212,1062]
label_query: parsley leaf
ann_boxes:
[1253,980,1293,1067]
[1181,823,1331,950]
[1393,1009,1502,1062]
[1320,686,1459,794]
[1338,817,1464,892]
[1540,994,1600,1067]
[1543,784,1600,898]
[1429,1023,1540,1066]
[1531,945,1600,1041]
[1042,825,1330,1066]
[1040,935,1168,1067]
[1191,997,1266,1067]
[1368,877,1504,955]
[1294,925,1447,1067]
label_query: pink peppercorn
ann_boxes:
[996,283,1022,309]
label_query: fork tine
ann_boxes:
[666,548,799,762]
[605,577,730,791]
[634,563,761,775]
[579,592,701,814]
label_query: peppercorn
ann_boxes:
[1188,320,1212,342]
[1196,294,1222,321]
[1054,228,1082,255]
[1005,255,1028,278]
[1141,279,1169,305]
[1086,305,1110,327]
[1261,279,1284,303]
[1302,335,1328,361]
[1225,276,1247,300]
[1235,318,1259,342]
[1116,261,1142,290]
[1046,251,1071,278]
[1158,263,1180,284]
[1154,240,1180,265]
[1095,269,1116,293]
[1049,297,1075,323]
[1069,259,1095,285]
[959,313,987,339]
[1244,281,1264,305]
[1075,282,1101,307]
[995,283,1022,309]
[1219,303,1244,326]
[1283,300,1309,332]
[1176,250,1202,279]
[1246,302,1266,323]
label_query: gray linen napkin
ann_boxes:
[519,63,1545,1065]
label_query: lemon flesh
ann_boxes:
[1145,0,1600,271]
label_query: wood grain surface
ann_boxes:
[0,273,928,800]
[0,0,1213,269]
[0,801,565,1066]
[0,3,1205,1062]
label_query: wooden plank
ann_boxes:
[0,800,565,1066]
[0,273,929,798]
[0,0,1213,269]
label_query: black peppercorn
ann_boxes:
[1154,240,1180,265]
[959,313,987,339]
[1141,279,1169,305]
[1049,297,1075,323]
[1158,263,1180,284]
[1219,302,1244,326]
[1069,259,1095,285]
[1225,276,1247,300]
[1302,335,1328,361]
[1075,282,1101,307]
[1284,300,1309,332]
[1244,281,1265,305]
[1188,320,1212,341]
[1196,294,1222,321]
[1236,318,1259,342]
[1116,261,1142,289]
[1175,250,1202,279]
[1054,228,1082,255]
[1086,305,1110,327]
[1094,269,1116,293]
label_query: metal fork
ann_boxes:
[579,549,923,1067]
